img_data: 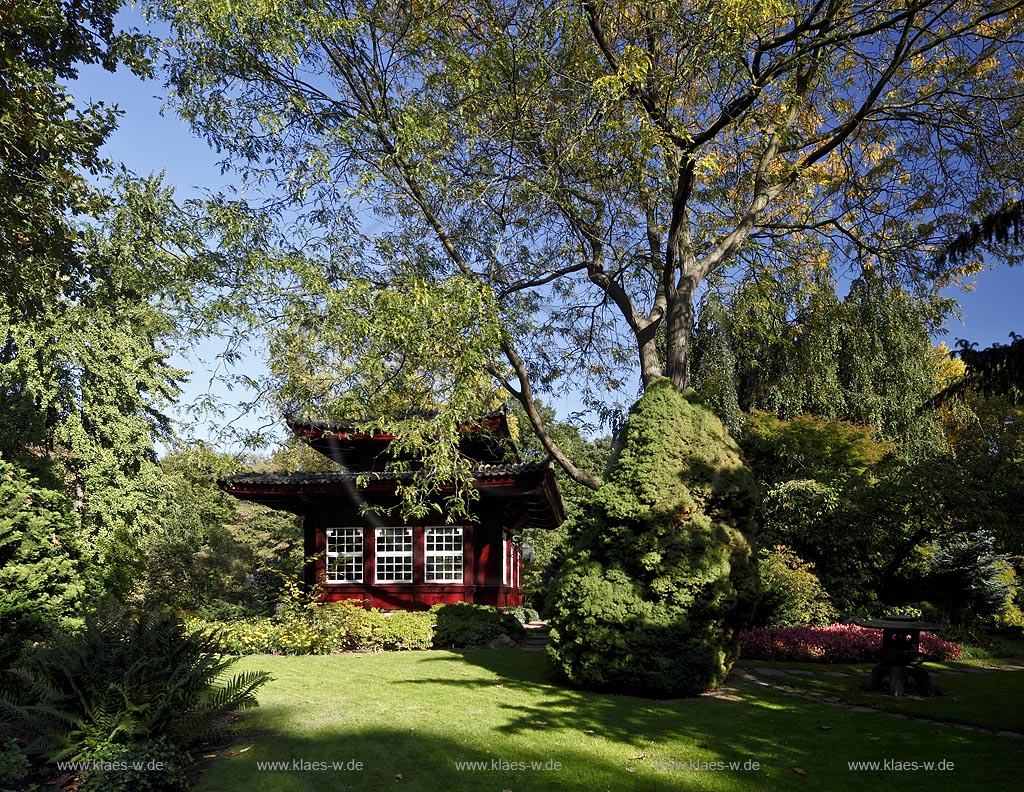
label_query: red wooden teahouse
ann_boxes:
[219,412,565,610]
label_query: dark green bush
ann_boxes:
[0,737,29,786]
[753,545,837,627]
[0,457,85,666]
[76,737,189,792]
[430,603,524,648]
[2,599,270,762]
[547,380,759,697]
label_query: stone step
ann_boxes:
[518,620,551,651]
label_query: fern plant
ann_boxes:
[0,598,270,761]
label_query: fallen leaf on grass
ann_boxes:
[625,767,636,773]
[794,767,807,776]
[818,726,833,731]
[395,773,403,781]
[226,746,252,757]
[583,729,595,734]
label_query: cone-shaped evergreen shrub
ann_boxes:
[0,457,84,666]
[547,379,759,697]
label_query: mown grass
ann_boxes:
[194,650,1023,792]
[736,657,1024,733]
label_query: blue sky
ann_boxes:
[68,11,1024,444]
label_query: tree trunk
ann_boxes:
[664,280,696,393]
[637,322,663,387]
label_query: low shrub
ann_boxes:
[430,603,524,648]
[76,736,189,792]
[0,737,30,786]
[190,601,436,655]
[504,606,541,625]
[739,623,963,663]
[753,545,837,628]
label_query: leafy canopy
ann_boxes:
[152,0,1024,489]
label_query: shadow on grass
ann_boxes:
[192,651,1022,792]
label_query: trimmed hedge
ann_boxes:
[739,624,963,663]
[189,601,534,654]
[188,602,436,654]
[430,603,524,647]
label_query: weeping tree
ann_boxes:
[151,1,1024,690]
[692,269,953,454]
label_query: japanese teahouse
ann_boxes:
[219,412,565,610]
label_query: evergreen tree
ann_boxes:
[547,380,758,697]
[0,457,84,666]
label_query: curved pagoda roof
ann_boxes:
[218,411,565,531]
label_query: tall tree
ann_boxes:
[692,270,952,454]
[0,2,225,596]
[154,0,1024,489]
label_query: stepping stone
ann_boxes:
[849,706,881,714]
[820,671,851,677]
[752,667,786,676]
[787,670,815,676]
[997,731,1024,739]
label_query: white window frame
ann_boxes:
[424,526,464,583]
[502,530,511,585]
[375,527,413,583]
[325,527,363,583]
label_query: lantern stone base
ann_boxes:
[868,662,935,697]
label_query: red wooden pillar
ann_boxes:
[463,523,475,601]
[363,526,376,590]
[412,525,425,607]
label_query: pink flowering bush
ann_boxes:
[739,623,962,663]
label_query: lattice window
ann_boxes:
[325,528,363,583]
[375,527,413,582]
[425,526,463,583]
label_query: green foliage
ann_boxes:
[0,737,30,786]
[0,456,85,666]
[503,606,541,625]
[2,599,270,761]
[133,446,303,613]
[931,334,1024,405]
[923,533,1017,625]
[741,412,893,488]
[430,603,524,648]
[547,380,759,697]
[752,545,837,628]
[693,273,950,456]
[510,399,613,601]
[152,0,1024,507]
[76,736,189,792]
[191,602,437,655]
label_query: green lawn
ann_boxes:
[193,650,1023,792]
[736,658,1024,734]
